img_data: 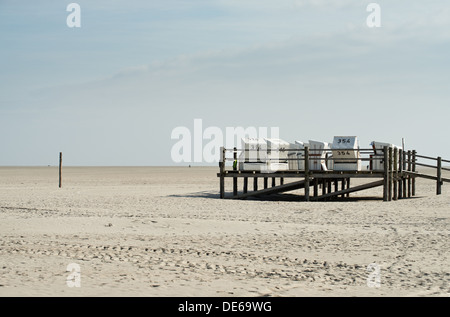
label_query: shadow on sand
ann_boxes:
[166,191,404,202]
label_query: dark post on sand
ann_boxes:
[59,152,62,188]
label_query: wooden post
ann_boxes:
[264,177,268,189]
[304,146,310,201]
[341,178,346,198]
[59,152,62,188]
[388,147,393,201]
[393,148,398,201]
[220,147,225,199]
[334,178,338,193]
[272,177,276,187]
[346,178,351,198]
[407,150,411,198]
[383,146,389,201]
[412,150,416,196]
[253,177,258,191]
[402,150,407,198]
[322,179,326,196]
[398,149,403,199]
[437,156,442,195]
[243,177,248,194]
[314,178,318,197]
[233,147,238,196]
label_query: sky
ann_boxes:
[1,0,450,166]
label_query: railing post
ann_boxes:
[398,149,403,199]
[383,146,389,201]
[220,147,225,199]
[412,150,416,196]
[304,146,310,201]
[233,147,238,196]
[393,147,398,201]
[388,146,393,201]
[407,150,412,198]
[402,150,407,198]
[437,156,442,195]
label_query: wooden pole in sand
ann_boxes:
[59,152,62,188]
[437,156,442,195]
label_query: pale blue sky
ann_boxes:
[1,0,449,165]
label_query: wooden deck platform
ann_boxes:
[217,146,450,201]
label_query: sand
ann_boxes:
[0,166,448,297]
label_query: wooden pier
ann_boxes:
[217,146,450,201]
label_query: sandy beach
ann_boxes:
[0,166,448,297]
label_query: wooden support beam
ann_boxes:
[311,180,384,201]
[264,177,268,189]
[243,177,248,194]
[232,179,309,200]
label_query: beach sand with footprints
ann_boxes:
[0,166,449,296]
